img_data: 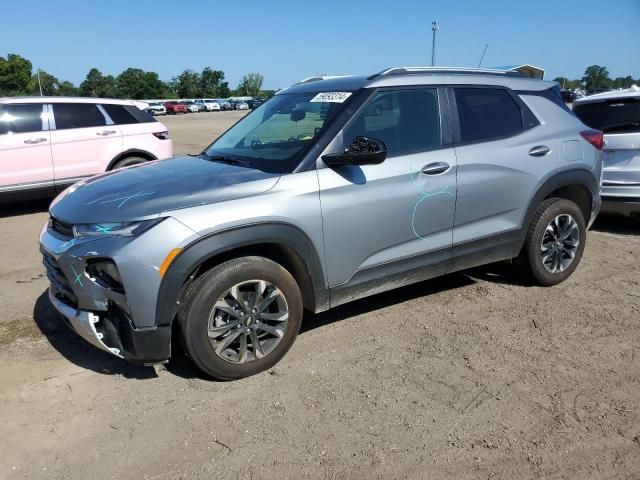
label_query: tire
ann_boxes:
[112,156,148,169]
[178,256,303,380]
[521,198,586,286]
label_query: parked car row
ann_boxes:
[145,98,252,115]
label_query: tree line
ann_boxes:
[0,53,274,99]
[554,65,639,92]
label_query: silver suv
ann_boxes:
[40,67,603,379]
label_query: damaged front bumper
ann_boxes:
[40,216,198,364]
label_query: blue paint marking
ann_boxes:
[95,224,114,233]
[99,191,154,209]
[70,265,83,288]
[409,159,455,241]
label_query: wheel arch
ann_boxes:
[519,168,598,250]
[107,149,157,171]
[155,223,329,328]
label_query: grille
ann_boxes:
[50,216,74,237]
[41,248,78,307]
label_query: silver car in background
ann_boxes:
[573,86,640,217]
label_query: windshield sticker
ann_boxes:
[309,92,352,103]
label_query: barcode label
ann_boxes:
[309,92,352,103]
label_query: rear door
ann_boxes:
[0,103,54,192]
[317,87,457,298]
[101,103,164,158]
[49,102,123,186]
[450,86,552,268]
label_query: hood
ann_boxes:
[50,155,280,223]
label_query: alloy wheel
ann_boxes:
[540,214,580,273]
[207,280,289,364]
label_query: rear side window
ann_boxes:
[454,88,524,143]
[343,88,441,156]
[0,104,45,134]
[573,98,640,134]
[53,103,107,129]
[102,104,156,124]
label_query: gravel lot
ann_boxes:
[1,111,639,480]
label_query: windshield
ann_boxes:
[205,92,349,173]
[574,98,640,134]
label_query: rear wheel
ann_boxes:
[178,256,303,380]
[521,198,586,286]
[112,156,148,169]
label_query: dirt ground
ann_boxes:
[1,111,639,480]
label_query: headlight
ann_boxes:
[73,219,162,238]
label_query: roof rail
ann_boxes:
[367,66,521,80]
[292,75,353,86]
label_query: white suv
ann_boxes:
[0,97,173,201]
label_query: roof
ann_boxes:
[573,85,640,105]
[492,64,545,79]
[281,66,553,95]
[0,96,143,107]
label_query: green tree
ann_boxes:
[199,67,229,97]
[58,81,79,96]
[115,68,167,99]
[0,53,32,95]
[611,76,635,89]
[237,72,264,97]
[552,76,581,90]
[582,65,611,92]
[173,69,200,98]
[80,68,116,97]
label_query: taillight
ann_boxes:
[579,129,604,151]
[153,131,169,140]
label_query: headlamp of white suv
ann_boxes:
[73,219,162,238]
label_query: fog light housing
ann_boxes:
[87,260,124,292]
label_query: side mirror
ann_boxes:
[322,136,387,166]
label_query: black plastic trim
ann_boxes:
[107,148,157,170]
[519,169,599,246]
[330,247,450,307]
[155,222,328,327]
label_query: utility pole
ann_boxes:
[431,20,439,66]
[37,69,43,96]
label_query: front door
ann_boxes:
[317,87,457,305]
[0,103,53,194]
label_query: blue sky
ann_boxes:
[3,0,639,89]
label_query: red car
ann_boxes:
[164,101,187,114]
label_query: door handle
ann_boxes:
[24,137,47,144]
[97,130,117,136]
[528,145,551,157]
[421,162,451,175]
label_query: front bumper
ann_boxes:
[40,216,198,363]
[48,287,172,363]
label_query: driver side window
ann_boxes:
[343,88,441,156]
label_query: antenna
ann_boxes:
[431,21,439,66]
[477,43,488,68]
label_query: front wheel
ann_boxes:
[178,256,303,380]
[521,198,586,286]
